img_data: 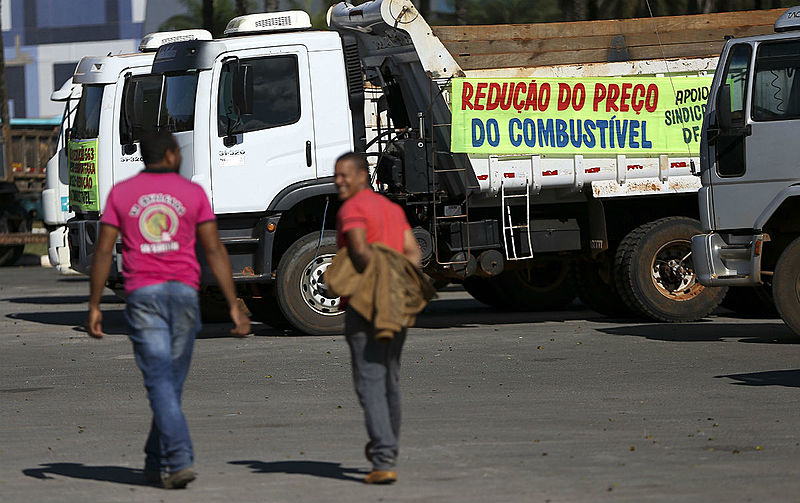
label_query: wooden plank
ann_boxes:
[442,25,773,57]
[454,41,726,70]
[432,8,783,42]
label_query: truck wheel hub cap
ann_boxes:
[651,240,704,301]
[300,253,343,316]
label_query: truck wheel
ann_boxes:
[495,258,576,311]
[721,286,778,318]
[199,288,230,323]
[0,215,25,267]
[576,256,633,317]
[0,245,23,267]
[614,217,727,322]
[463,276,508,307]
[243,286,291,330]
[275,231,344,335]
[772,236,800,336]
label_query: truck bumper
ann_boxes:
[691,232,767,287]
[66,220,97,275]
[48,226,72,273]
[66,219,122,280]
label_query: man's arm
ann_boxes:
[87,223,119,339]
[402,229,422,268]
[345,227,373,273]
[197,220,250,337]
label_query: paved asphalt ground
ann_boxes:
[2,265,800,502]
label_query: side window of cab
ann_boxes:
[217,55,301,137]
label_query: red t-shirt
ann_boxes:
[336,189,410,253]
[100,172,216,294]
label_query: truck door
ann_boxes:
[706,43,753,230]
[210,46,315,214]
[709,39,800,230]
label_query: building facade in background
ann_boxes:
[2,0,151,119]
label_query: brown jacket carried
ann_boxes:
[326,243,437,340]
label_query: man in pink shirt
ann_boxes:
[87,130,249,489]
[334,152,422,485]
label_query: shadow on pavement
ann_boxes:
[597,322,796,344]
[229,460,366,482]
[22,462,151,486]
[716,369,800,387]
[6,310,129,336]
[415,298,620,329]
[57,276,88,283]
[4,294,120,305]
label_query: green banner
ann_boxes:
[68,138,99,212]
[451,76,713,155]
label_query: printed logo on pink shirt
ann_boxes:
[128,193,187,254]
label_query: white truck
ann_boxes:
[692,6,800,334]
[42,29,214,273]
[58,0,730,334]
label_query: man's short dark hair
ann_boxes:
[140,130,179,166]
[336,152,368,173]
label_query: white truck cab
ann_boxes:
[142,13,354,215]
[46,30,211,274]
[43,79,80,271]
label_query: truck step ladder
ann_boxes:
[501,180,534,261]
[431,150,472,266]
[425,109,473,267]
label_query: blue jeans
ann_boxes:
[125,281,201,474]
[345,308,407,471]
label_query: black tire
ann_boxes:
[199,289,230,323]
[576,255,634,317]
[0,214,25,267]
[0,245,24,267]
[614,217,727,322]
[773,236,800,336]
[275,231,344,335]
[463,276,508,307]
[243,287,291,330]
[721,286,778,318]
[432,278,451,290]
[494,258,577,311]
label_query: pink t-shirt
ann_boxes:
[101,172,215,294]
[336,189,410,253]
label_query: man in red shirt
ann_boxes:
[87,130,249,489]
[334,152,422,484]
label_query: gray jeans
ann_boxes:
[345,308,407,471]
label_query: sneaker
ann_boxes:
[364,470,397,484]
[162,468,197,489]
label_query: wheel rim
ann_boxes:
[650,239,704,301]
[299,253,343,316]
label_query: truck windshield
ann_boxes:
[120,72,198,144]
[72,84,103,139]
[163,73,198,131]
[753,40,800,121]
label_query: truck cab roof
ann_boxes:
[723,30,800,47]
[152,30,342,74]
[72,53,156,85]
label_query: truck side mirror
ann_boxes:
[232,64,254,116]
[716,84,733,130]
